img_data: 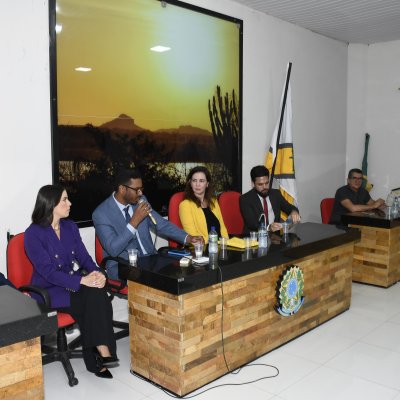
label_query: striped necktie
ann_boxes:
[263,197,269,225]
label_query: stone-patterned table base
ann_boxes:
[351,224,400,287]
[128,242,353,396]
[0,338,43,399]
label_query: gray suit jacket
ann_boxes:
[92,195,187,279]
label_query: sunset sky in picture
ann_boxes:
[56,0,240,131]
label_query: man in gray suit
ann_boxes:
[93,169,202,279]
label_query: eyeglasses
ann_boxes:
[350,177,362,181]
[123,184,144,194]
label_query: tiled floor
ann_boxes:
[44,282,400,399]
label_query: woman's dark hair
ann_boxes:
[184,166,215,208]
[31,185,65,226]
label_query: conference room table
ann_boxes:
[0,286,57,399]
[342,210,400,287]
[119,222,360,396]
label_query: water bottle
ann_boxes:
[258,221,268,248]
[393,197,399,217]
[386,192,395,207]
[208,226,218,254]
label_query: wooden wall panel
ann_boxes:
[351,225,400,287]
[0,338,43,400]
[128,243,353,396]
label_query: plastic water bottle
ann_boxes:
[393,197,399,217]
[386,192,395,207]
[258,221,268,248]
[208,226,218,254]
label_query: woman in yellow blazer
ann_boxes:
[179,166,228,243]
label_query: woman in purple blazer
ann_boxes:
[25,185,118,379]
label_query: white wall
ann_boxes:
[347,41,400,200]
[0,0,348,275]
[186,0,348,222]
[0,0,52,274]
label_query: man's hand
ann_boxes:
[290,210,301,224]
[269,222,282,232]
[129,202,150,228]
[187,235,204,245]
[372,198,385,209]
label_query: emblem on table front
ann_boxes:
[276,265,304,316]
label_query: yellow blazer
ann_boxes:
[179,199,229,243]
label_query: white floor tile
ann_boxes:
[326,342,400,390]
[361,321,400,353]
[350,283,400,321]
[314,309,383,340]
[280,328,356,364]
[247,350,320,394]
[278,366,398,400]
[145,378,275,400]
[388,310,400,325]
[44,363,147,399]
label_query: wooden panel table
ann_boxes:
[0,286,57,400]
[342,212,400,287]
[119,223,360,396]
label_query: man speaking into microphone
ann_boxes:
[239,165,300,235]
[93,168,203,280]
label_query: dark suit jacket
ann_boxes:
[92,195,187,279]
[24,219,98,308]
[239,188,299,234]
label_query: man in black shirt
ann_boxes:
[330,168,385,225]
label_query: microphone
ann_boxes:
[138,198,157,225]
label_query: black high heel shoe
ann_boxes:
[94,349,119,368]
[99,355,119,367]
[95,368,113,379]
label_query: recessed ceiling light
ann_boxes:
[75,67,92,72]
[55,24,63,33]
[150,45,171,53]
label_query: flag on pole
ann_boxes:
[265,65,298,219]
[361,133,373,192]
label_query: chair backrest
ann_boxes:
[168,191,185,248]
[95,235,103,266]
[218,191,244,235]
[320,198,335,224]
[6,233,34,288]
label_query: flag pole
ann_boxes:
[270,62,292,189]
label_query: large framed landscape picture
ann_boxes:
[50,0,242,224]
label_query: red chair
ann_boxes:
[95,236,129,340]
[218,191,244,235]
[320,198,335,224]
[168,191,185,248]
[6,233,81,386]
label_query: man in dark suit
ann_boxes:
[93,169,202,279]
[239,165,300,234]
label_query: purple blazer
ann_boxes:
[24,219,98,308]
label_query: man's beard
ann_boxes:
[256,189,269,198]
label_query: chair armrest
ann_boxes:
[99,256,128,292]
[18,284,52,308]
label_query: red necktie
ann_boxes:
[263,197,269,225]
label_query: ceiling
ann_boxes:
[229,0,400,44]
